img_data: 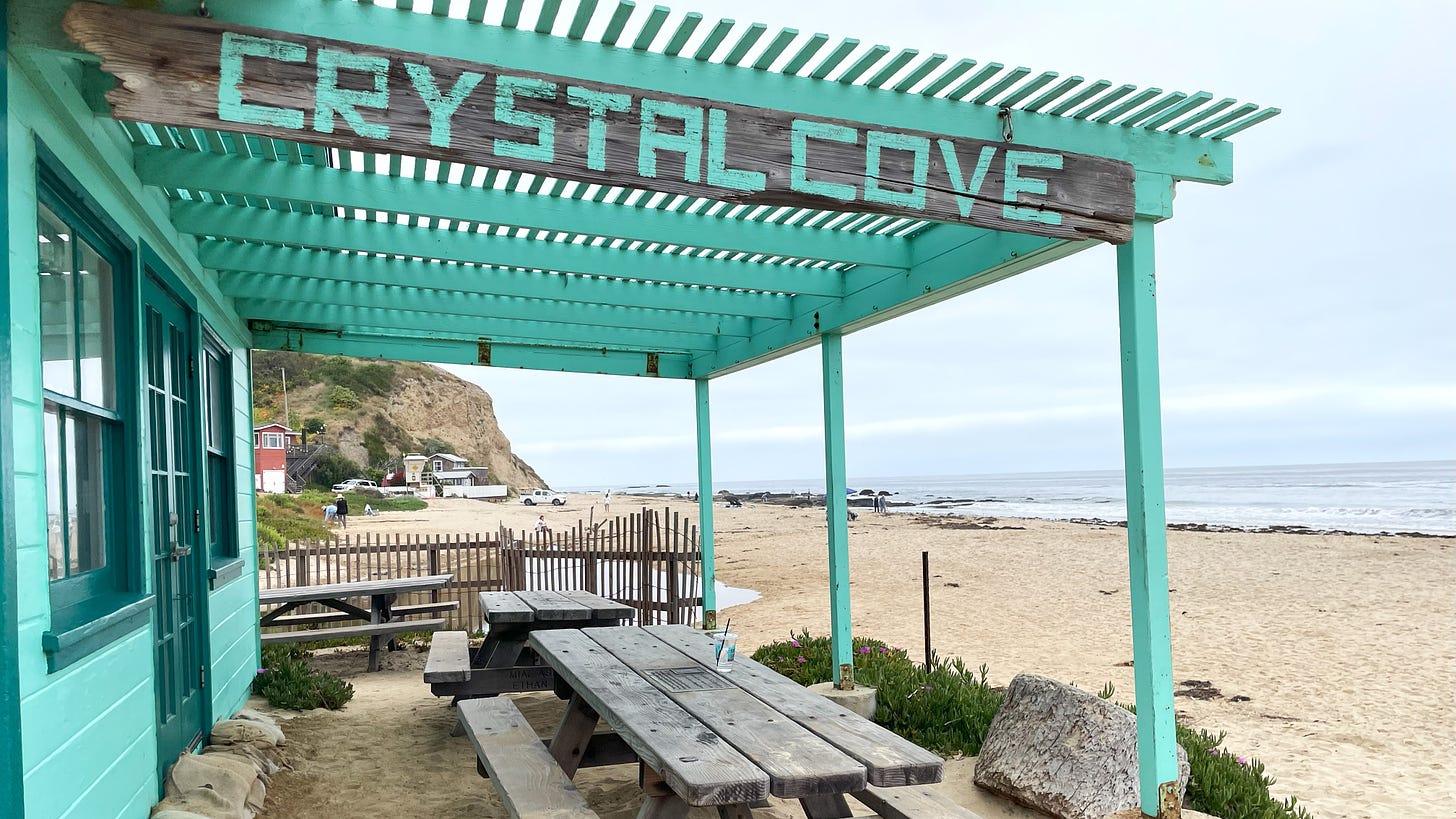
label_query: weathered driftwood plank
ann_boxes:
[456,698,600,819]
[585,626,866,800]
[530,629,769,806]
[63,3,1134,243]
[256,573,452,604]
[481,591,536,624]
[258,617,446,643]
[516,590,594,621]
[429,666,556,699]
[644,625,943,787]
[423,630,473,683]
[555,590,636,621]
[851,784,985,819]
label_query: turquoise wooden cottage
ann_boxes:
[1,2,1275,817]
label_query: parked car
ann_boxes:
[331,478,378,492]
[521,489,566,506]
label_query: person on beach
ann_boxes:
[535,514,552,537]
[322,503,336,524]
[603,489,611,513]
[334,494,349,529]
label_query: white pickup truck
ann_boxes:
[520,489,566,506]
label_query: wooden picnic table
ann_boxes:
[425,590,635,700]
[470,624,952,818]
[260,574,455,671]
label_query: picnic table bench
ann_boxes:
[260,574,456,671]
[456,624,983,819]
[424,589,634,700]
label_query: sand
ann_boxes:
[263,495,1456,818]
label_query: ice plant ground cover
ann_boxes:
[752,632,1311,818]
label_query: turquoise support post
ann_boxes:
[694,378,718,629]
[820,333,854,688]
[1116,217,1179,818]
[0,1,27,809]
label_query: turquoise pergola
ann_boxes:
[15,2,1275,815]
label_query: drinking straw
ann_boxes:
[716,618,732,662]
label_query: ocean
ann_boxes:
[598,461,1455,537]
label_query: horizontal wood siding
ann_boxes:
[5,54,254,819]
[20,636,155,819]
[209,347,261,722]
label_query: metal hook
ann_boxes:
[998,106,1014,142]
[196,1,212,18]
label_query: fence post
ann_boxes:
[428,539,440,603]
[296,546,309,586]
[667,555,679,625]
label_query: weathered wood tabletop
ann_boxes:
[427,590,636,700]
[528,624,946,818]
[259,574,454,605]
[260,574,454,671]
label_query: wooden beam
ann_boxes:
[250,329,695,378]
[203,242,796,320]
[1115,218,1179,818]
[237,299,724,354]
[63,3,1135,239]
[134,146,912,268]
[15,0,1234,184]
[820,333,853,689]
[699,230,1090,376]
[174,202,854,296]
[231,280,750,340]
[695,379,717,627]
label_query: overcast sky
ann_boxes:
[442,0,1455,488]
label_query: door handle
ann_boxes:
[169,543,192,561]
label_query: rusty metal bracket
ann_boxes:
[1157,780,1182,819]
[701,610,717,631]
[477,339,491,365]
[835,663,854,690]
[646,352,659,376]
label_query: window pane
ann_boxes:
[205,350,227,451]
[77,241,115,409]
[38,205,76,398]
[66,414,109,576]
[45,407,67,581]
[208,453,232,559]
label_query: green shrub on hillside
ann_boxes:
[308,450,364,491]
[751,632,1309,818]
[328,385,360,409]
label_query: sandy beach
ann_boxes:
[266,494,1456,818]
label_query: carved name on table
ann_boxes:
[64,2,1135,242]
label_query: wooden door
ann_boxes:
[144,271,207,772]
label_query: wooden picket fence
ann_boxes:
[502,507,704,626]
[259,508,703,632]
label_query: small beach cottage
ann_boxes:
[252,422,299,493]
[1,2,1274,817]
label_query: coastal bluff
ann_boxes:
[252,351,547,490]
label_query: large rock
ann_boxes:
[974,674,1189,819]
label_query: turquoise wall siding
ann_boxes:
[6,46,260,818]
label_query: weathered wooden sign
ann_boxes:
[64,3,1135,242]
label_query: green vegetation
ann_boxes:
[308,450,363,491]
[751,632,1310,818]
[256,489,427,550]
[328,385,360,409]
[417,436,460,457]
[253,644,354,710]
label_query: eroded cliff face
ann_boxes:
[375,364,548,490]
[253,353,548,490]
